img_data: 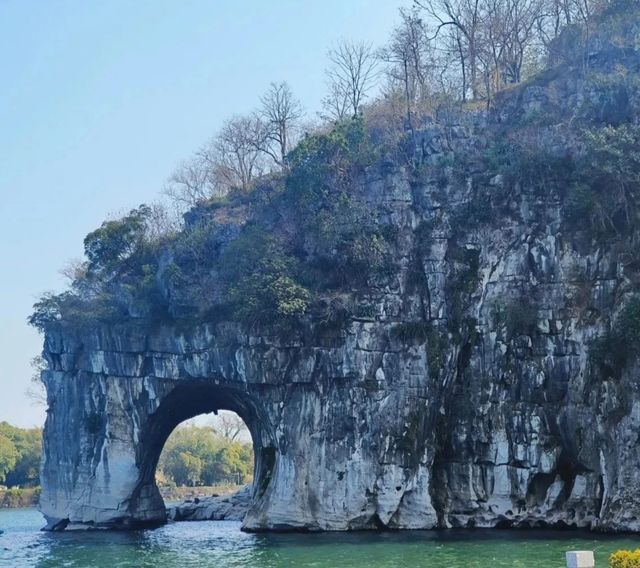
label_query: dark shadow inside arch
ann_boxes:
[136,380,277,524]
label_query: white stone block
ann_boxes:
[566,550,595,568]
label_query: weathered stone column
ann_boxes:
[40,371,168,529]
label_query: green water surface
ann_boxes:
[1,508,638,567]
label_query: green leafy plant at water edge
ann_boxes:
[610,548,640,568]
[0,435,17,484]
[0,487,41,508]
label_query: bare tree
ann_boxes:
[25,355,47,407]
[164,112,279,211]
[59,257,107,298]
[481,0,544,95]
[379,7,434,129]
[163,156,214,210]
[258,81,303,168]
[143,201,182,240]
[537,0,610,46]
[59,258,87,284]
[325,40,379,118]
[503,0,546,84]
[212,411,249,442]
[209,115,267,192]
[416,0,585,100]
[320,81,351,122]
[568,0,611,22]
[417,0,485,100]
[537,0,574,46]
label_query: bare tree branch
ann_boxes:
[212,411,249,442]
[25,355,47,407]
[324,40,380,119]
[258,81,304,168]
[207,115,268,192]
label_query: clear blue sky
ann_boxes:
[0,0,409,427]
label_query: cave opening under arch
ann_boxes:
[136,380,277,523]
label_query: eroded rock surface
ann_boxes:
[39,4,640,533]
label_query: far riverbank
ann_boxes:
[159,484,244,504]
[0,484,245,509]
[0,487,40,508]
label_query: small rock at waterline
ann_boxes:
[167,485,252,522]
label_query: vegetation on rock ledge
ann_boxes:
[28,0,640,380]
[29,117,396,333]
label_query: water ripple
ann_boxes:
[1,508,639,567]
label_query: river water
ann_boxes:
[1,508,639,567]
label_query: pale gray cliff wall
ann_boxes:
[39,161,640,532]
[39,4,640,532]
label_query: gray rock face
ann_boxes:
[37,191,640,533]
[167,485,252,522]
[40,319,444,531]
[39,10,640,533]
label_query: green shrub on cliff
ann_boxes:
[447,123,640,245]
[82,205,168,320]
[307,193,392,288]
[393,321,431,343]
[281,117,391,289]
[29,205,170,330]
[83,206,151,277]
[221,228,310,328]
[565,125,640,236]
[591,296,640,378]
[29,117,395,334]
[28,290,126,331]
[285,116,376,204]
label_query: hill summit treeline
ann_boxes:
[29,0,637,336]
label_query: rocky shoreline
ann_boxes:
[167,485,251,522]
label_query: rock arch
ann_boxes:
[132,381,275,527]
[39,322,440,532]
[38,325,288,531]
[39,311,634,532]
